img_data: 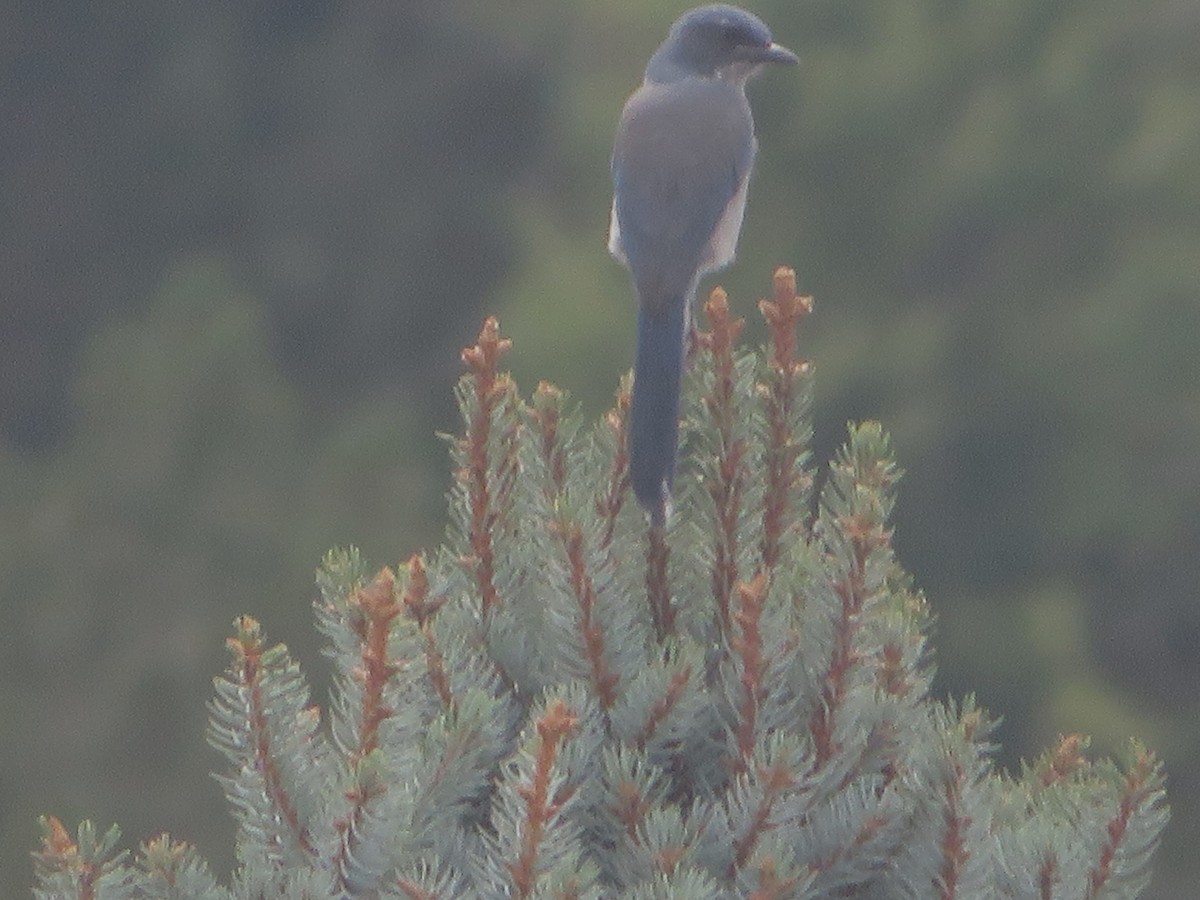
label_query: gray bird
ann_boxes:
[608,4,797,524]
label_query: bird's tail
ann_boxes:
[629,298,688,524]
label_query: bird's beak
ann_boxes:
[757,42,799,65]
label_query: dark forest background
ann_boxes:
[2,2,1198,896]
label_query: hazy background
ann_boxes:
[2,1,1197,895]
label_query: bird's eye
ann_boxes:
[721,25,740,45]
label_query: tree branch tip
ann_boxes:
[460,316,512,374]
[37,816,75,858]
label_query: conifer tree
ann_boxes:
[34,270,1167,899]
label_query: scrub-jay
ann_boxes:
[609,5,797,524]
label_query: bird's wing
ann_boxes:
[611,78,755,316]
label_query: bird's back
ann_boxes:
[610,76,756,315]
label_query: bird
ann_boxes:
[608,4,797,525]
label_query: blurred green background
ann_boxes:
[2,1,1196,895]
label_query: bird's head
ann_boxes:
[647,5,798,84]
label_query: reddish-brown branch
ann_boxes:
[937,760,971,900]
[646,521,674,641]
[351,569,401,760]
[697,288,747,635]
[1039,852,1059,900]
[635,663,692,750]
[1038,733,1087,788]
[757,268,813,571]
[732,763,796,875]
[396,879,440,900]
[334,570,405,896]
[400,554,454,711]
[34,818,98,900]
[530,384,620,711]
[335,778,387,893]
[597,382,632,553]
[1087,749,1158,898]
[509,700,580,898]
[531,382,567,497]
[808,582,855,766]
[878,642,914,698]
[228,617,316,858]
[809,812,890,881]
[758,268,810,384]
[140,834,190,884]
[747,858,800,900]
[656,845,686,877]
[731,573,768,772]
[560,520,620,710]
[809,514,888,768]
[459,317,515,615]
[612,779,652,842]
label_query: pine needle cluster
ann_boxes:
[35,270,1167,899]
